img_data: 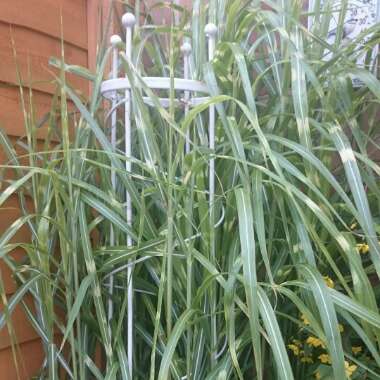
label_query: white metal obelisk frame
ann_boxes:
[102,13,217,376]
[122,13,135,375]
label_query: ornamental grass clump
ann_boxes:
[1,0,380,379]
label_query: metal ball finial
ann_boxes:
[122,12,136,28]
[180,42,192,56]
[110,34,122,47]
[205,23,217,37]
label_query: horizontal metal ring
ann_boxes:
[101,77,210,96]
[143,96,210,108]
[103,94,210,109]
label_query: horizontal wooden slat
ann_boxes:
[0,1,94,377]
[0,295,40,350]
[0,248,28,296]
[0,195,32,245]
[0,0,88,50]
[0,85,79,146]
[0,194,33,293]
[0,22,88,95]
[0,159,34,293]
[0,134,56,184]
[0,84,53,139]
[0,338,44,379]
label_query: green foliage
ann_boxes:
[1,0,380,379]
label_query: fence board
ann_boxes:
[0,338,44,380]
[0,0,88,49]
[0,0,100,376]
[0,22,88,95]
[0,85,53,139]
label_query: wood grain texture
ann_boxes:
[0,248,27,296]
[0,0,97,376]
[0,193,34,296]
[0,338,44,380]
[0,295,40,350]
[0,22,88,95]
[0,85,53,139]
[0,0,88,49]
[87,0,123,93]
[0,195,32,246]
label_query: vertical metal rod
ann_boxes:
[122,12,136,377]
[205,22,218,368]
[108,34,122,327]
[181,42,192,153]
[181,41,193,379]
[205,25,217,204]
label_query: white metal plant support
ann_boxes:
[102,13,218,375]
[107,33,122,330]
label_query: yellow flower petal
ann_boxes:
[356,243,369,254]
[345,361,357,377]
[338,324,344,333]
[292,339,302,346]
[301,314,310,325]
[306,336,325,348]
[352,346,362,355]
[315,371,321,380]
[318,353,332,364]
[323,276,335,288]
[288,344,300,356]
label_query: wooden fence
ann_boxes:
[0,1,120,378]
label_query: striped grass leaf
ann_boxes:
[290,26,312,152]
[104,362,119,380]
[300,264,346,379]
[2,1,380,378]
[116,339,131,380]
[0,273,41,330]
[235,187,262,378]
[329,123,380,279]
[331,288,380,329]
[157,308,196,380]
[60,274,94,350]
[257,287,294,380]
[252,170,274,284]
[224,257,244,380]
[79,202,113,361]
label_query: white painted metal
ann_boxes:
[205,22,218,367]
[101,77,209,97]
[104,93,210,108]
[122,11,136,378]
[101,13,217,376]
[108,34,122,328]
[142,95,209,108]
[181,41,193,380]
[181,42,192,153]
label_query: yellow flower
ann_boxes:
[301,314,310,325]
[315,371,321,380]
[345,361,357,378]
[350,222,357,230]
[356,243,369,254]
[338,324,344,333]
[300,356,313,363]
[288,344,300,356]
[352,346,362,355]
[306,336,325,348]
[323,276,335,288]
[318,353,332,364]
